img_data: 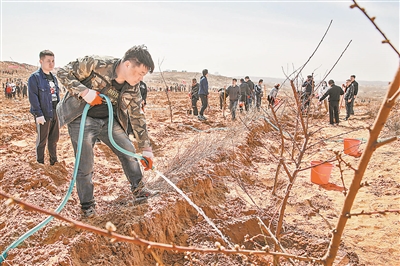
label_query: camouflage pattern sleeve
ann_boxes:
[122,84,151,149]
[56,56,113,96]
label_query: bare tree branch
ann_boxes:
[351,1,400,56]
[0,191,323,263]
[348,209,400,217]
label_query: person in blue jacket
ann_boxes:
[198,69,209,121]
[28,50,60,165]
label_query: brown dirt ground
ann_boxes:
[0,79,399,265]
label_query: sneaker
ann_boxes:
[82,206,96,218]
[198,115,206,121]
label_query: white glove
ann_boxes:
[82,89,102,106]
[142,150,154,159]
[36,116,46,125]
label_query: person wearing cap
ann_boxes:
[319,79,344,125]
[341,79,355,121]
[198,69,209,121]
[301,75,314,113]
[254,79,264,111]
[268,83,280,107]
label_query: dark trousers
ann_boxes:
[191,98,198,115]
[219,95,226,109]
[345,100,352,119]
[256,95,262,110]
[301,93,311,112]
[68,116,142,208]
[267,95,275,106]
[329,101,340,124]
[350,97,355,115]
[229,100,238,119]
[35,110,59,164]
[199,94,208,116]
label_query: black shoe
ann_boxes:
[50,160,58,166]
[132,186,159,204]
[82,206,96,218]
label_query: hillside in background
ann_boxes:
[1,61,389,98]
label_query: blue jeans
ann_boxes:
[68,116,143,208]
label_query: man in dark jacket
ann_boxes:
[198,69,209,121]
[245,76,255,108]
[254,79,263,111]
[190,78,199,115]
[350,75,358,115]
[319,79,344,125]
[301,75,314,113]
[226,78,240,120]
[28,50,60,165]
[239,78,251,112]
[22,83,28,98]
[342,79,355,120]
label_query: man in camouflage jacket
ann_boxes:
[56,45,157,218]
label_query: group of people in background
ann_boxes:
[317,75,359,126]
[3,81,28,99]
[190,71,277,121]
[188,72,359,124]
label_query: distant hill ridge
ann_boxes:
[0,61,388,96]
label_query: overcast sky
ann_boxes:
[1,0,399,82]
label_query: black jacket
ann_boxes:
[351,80,359,96]
[191,83,199,100]
[320,85,343,102]
[226,85,240,101]
[302,79,314,95]
[344,84,355,100]
[239,83,251,101]
[246,80,255,95]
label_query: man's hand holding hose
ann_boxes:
[140,148,154,171]
[81,89,103,106]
